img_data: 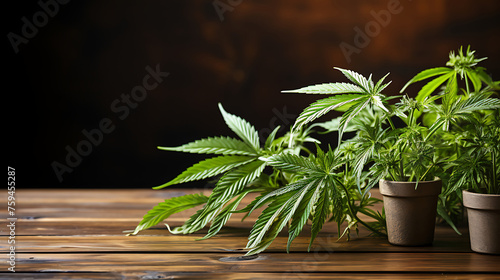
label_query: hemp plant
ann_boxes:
[129,103,385,255]
[401,46,500,225]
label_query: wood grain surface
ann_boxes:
[1,188,499,279]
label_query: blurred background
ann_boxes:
[5,0,500,189]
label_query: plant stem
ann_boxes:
[387,116,396,131]
[492,149,497,194]
[465,76,470,96]
[420,162,436,181]
[340,184,386,237]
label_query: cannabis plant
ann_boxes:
[129,103,304,238]
[130,103,384,255]
[282,67,441,185]
[401,46,500,225]
[130,45,497,256]
[444,109,500,195]
[282,47,499,232]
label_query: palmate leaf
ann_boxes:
[128,193,209,235]
[158,136,257,156]
[427,92,500,139]
[170,160,266,235]
[246,178,320,255]
[286,68,391,144]
[218,103,260,152]
[199,191,250,240]
[153,155,256,189]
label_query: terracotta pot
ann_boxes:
[462,190,500,254]
[379,179,442,246]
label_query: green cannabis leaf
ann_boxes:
[401,45,494,101]
[283,67,391,144]
[245,146,384,255]
[128,193,209,236]
[131,103,307,238]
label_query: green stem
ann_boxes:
[492,149,497,194]
[398,143,407,181]
[465,76,471,96]
[420,162,436,181]
[340,184,386,237]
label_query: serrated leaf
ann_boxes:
[218,103,260,151]
[292,94,365,132]
[249,177,318,214]
[199,191,250,240]
[287,180,322,252]
[281,82,365,94]
[209,160,267,205]
[266,153,320,174]
[309,183,331,251]
[167,204,220,234]
[129,193,209,235]
[338,97,371,144]
[154,155,255,189]
[246,179,317,255]
[246,190,295,252]
[334,67,373,93]
[158,136,257,156]
[172,159,263,235]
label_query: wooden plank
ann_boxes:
[0,217,465,238]
[12,252,500,273]
[7,226,471,253]
[4,272,500,280]
[3,188,489,279]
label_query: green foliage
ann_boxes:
[401,45,494,101]
[283,67,391,144]
[128,193,208,236]
[132,104,274,237]
[245,146,384,255]
[445,110,500,195]
[131,45,498,257]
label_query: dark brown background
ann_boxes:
[5,0,500,188]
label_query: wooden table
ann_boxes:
[1,188,499,279]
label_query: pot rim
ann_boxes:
[379,177,441,184]
[463,190,500,210]
[379,178,442,197]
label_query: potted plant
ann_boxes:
[282,67,446,246]
[401,46,500,254]
[129,46,498,255]
[452,110,500,254]
[282,46,499,246]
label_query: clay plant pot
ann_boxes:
[379,179,442,246]
[462,190,500,254]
